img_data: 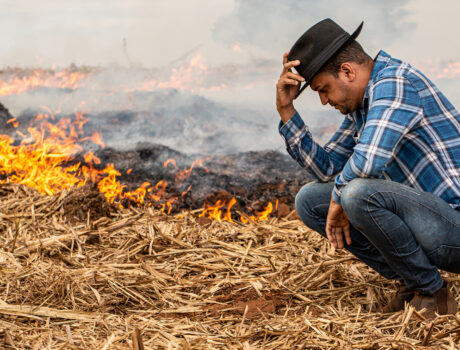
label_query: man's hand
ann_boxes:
[276,51,305,123]
[326,196,351,249]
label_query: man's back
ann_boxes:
[347,50,460,207]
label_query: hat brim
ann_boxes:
[295,21,364,99]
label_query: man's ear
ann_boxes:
[340,62,356,82]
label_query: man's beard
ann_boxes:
[335,87,357,115]
[331,103,353,115]
[338,105,353,115]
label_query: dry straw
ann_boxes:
[0,183,458,349]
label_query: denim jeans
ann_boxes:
[295,178,460,295]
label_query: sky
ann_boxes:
[0,0,459,153]
[1,0,459,66]
[2,1,459,97]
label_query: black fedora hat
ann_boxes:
[287,18,363,98]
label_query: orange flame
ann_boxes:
[199,198,275,224]
[163,158,178,169]
[0,53,231,98]
[0,69,90,96]
[6,118,19,128]
[232,42,241,52]
[0,107,273,223]
[0,56,279,221]
[175,157,211,185]
[199,200,226,222]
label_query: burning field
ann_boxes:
[0,65,459,349]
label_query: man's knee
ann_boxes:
[341,178,375,217]
[295,182,324,214]
[295,182,333,230]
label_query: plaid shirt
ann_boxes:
[279,50,460,209]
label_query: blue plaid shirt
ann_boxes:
[279,50,460,209]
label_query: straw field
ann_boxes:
[0,183,459,349]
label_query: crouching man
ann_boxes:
[276,18,460,318]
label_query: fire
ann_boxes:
[0,52,229,98]
[0,69,90,96]
[0,109,190,212]
[7,118,19,128]
[175,157,210,185]
[239,201,275,224]
[198,197,238,223]
[124,182,151,205]
[163,158,178,169]
[0,111,90,195]
[432,61,460,79]
[136,53,220,93]
[232,42,241,52]
[0,53,277,223]
[0,109,276,222]
[199,197,275,224]
[199,200,227,222]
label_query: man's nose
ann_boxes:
[319,93,328,105]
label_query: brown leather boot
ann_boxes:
[382,283,414,313]
[409,285,458,319]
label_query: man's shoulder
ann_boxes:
[371,51,432,91]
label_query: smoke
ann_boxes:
[2,47,459,157]
[0,59,288,155]
[212,0,415,58]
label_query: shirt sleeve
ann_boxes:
[332,77,423,204]
[279,110,356,182]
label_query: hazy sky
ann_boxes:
[1,0,459,68]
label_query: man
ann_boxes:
[276,18,460,318]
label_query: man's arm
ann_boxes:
[276,53,357,181]
[280,112,357,181]
[276,52,355,249]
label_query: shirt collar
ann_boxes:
[348,50,392,121]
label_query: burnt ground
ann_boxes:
[0,102,314,217]
[94,143,312,216]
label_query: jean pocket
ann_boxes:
[427,245,460,273]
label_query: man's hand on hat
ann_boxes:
[276,51,305,123]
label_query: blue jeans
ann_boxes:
[296,178,460,295]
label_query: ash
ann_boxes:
[96,142,312,213]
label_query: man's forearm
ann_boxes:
[278,104,296,124]
[279,111,342,182]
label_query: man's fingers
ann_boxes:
[278,77,301,88]
[326,225,333,241]
[344,224,352,246]
[326,225,337,248]
[281,59,301,76]
[335,229,344,249]
[283,51,289,65]
[283,60,300,71]
[285,71,305,82]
